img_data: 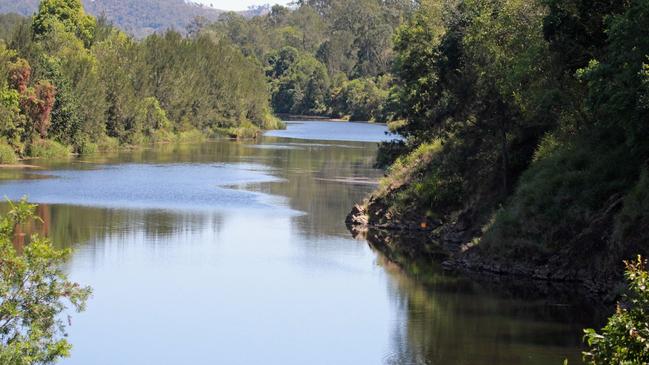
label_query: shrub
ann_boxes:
[0,142,17,164]
[260,115,286,130]
[96,136,119,151]
[0,199,91,363]
[583,256,649,364]
[76,137,98,155]
[218,121,261,140]
[612,169,649,253]
[150,129,176,144]
[482,138,639,259]
[177,129,207,143]
[378,140,443,196]
[28,139,71,159]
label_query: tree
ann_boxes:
[271,52,330,115]
[7,59,30,94]
[543,0,626,73]
[0,199,91,364]
[20,80,56,138]
[205,0,410,118]
[32,0,96,48]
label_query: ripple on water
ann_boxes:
[0,163,300,215]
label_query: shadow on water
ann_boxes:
[352,227,609,365]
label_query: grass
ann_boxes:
[216,121,262,140]
[377,140,442,198]
[28,139,71,159]
[150,129,176,144]
[0,142,17,164]
[260,115,286,130]
[177,129,207,143]
[96,136,120,151]
[481,135,642,260]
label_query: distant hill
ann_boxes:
[83,0,225,37]
[0,0,271,38]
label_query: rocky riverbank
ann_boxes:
[346,196,625,302]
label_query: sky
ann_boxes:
[190,0,293,11]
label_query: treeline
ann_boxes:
[365,0,649,285]
[200,0,414,121]
[0,0,278,163]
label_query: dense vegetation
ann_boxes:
[355,0,649,291]
[0,0,279,161]
[0,199,90,364]
[583,256,649,364]
[200,0,414,121]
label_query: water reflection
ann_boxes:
[0,121,599,365]
[361,229,603,365]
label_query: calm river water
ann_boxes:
[0,121,598,365]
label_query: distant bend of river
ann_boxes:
[0,120,597,365]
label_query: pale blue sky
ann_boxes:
[191,0,293,11]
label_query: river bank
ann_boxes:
[346,192,625,303]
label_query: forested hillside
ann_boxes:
[0,0,278,163]
[349,0,649,294]
[0,0,226,38]
[200,0,414,121]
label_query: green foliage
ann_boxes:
[378,141,442,198]
[331,77,392,122]
[218,120,261,140]
[583,256,649,364]
[131,97,171,143]
[270,51,330,115]
[0,141,17,164]
[205,0,412,118]
[363,0,649,313]
[542,0,626,73]
[27,139,71,159]
[390,0,446,142]
[32,0,96,48]
[0,0,280,158]
[0,199,91,364]
[95,135,118,151]
[482,139,636,259]
[480,0,649,266]
[0,86,27,152]
[176,129,206,144]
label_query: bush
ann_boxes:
[482,138,639,259]
[583,256,649,364]
[177,129,207,143]
[331,78,392,122]
[76,137,98,156]
[0,142,17,164]
[218,121,261,140]
[28,139,72,159]
[613,169,649,252]
[376,139,407,168]
[150,129,176,144]
[96,136,119,151]
[0,199,91,363]
[260,115,286,130]
[376,140,442,200]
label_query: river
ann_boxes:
[0,121,597,365]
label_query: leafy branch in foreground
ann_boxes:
[583,256,649,364]
[0,198,91,365]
